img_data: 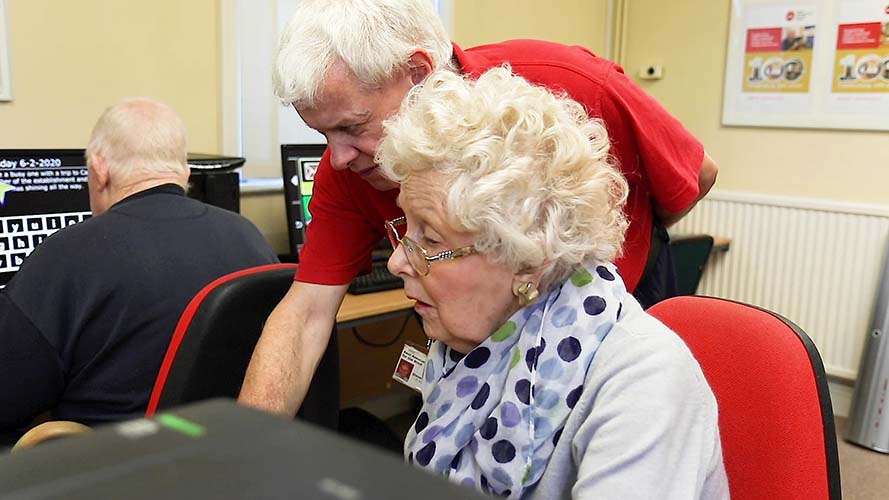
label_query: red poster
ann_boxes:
[746,27,784,51]
[836,22,882,49]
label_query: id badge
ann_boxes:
[392,341,428,393]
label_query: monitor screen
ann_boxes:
[280,144,326,260]
[0,149,92,288]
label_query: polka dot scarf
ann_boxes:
[404,262,625,498]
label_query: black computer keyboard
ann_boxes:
[348,259,404,294]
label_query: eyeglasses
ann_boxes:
[385,216,475,276]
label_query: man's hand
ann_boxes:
[238,281,348,417]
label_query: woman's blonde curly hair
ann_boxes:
[376,66,629,291]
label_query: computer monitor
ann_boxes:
[0,399,487,499]
[0,150,247,288]
[0,149,92,288]
[281,144,326,260]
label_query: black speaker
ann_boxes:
[188,170,240,213]
[186,154,245,214]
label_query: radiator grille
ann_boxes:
[672,191,889,379]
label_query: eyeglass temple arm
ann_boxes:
[427,247,475,262]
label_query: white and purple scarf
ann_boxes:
[404,262,627,498]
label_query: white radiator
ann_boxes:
[672,190,889,380]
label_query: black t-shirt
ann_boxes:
[0,184,278,442]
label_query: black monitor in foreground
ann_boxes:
[0,399,486,500]
[0,149,92,288]
[281,144,326,261]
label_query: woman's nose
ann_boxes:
[388,244,413,278]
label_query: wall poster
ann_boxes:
[723,0,889,130]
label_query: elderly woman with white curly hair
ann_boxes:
[376,67,729,500]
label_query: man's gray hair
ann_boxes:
[86,97,189,181]
[274,0,452,108]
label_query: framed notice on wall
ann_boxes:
[0,0,11,101]
[722,0,889,130]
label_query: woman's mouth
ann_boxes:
[411,297,433,312]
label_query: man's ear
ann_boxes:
[407,51,434,85]
[88,151,111,191]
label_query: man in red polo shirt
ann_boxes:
[239,0,717,416]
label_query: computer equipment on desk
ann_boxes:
[0,150,247,289]
[186,153,246,214]
[281,144,326,261]
[349,254,404,295]
[0,399,486,500]
[0,150,91,288]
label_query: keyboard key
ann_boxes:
[12,235,28,250]
[0,211,89,281]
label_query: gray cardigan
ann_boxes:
[524,298,729,499]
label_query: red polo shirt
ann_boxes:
[295,40,703,292]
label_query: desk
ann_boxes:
[712,236,732,252]
[337,289,415,327]
[335,289,422,406]
[670,233,732,253]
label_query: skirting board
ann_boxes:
[829,379,854,418]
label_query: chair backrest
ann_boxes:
[648,296,841,500]
[146,263,340,429]
[12,421,91,452]
[669,234,714,295]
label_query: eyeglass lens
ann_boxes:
[387,219,429,276]
[401,237,430,276]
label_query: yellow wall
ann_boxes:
[454,0,888,206]
[453,0,611,57]
[622,1,886,205]
[6,1,882,252]
[242,192,290,254]
[0,0,220,153]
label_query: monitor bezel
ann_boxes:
[280,144,327,261]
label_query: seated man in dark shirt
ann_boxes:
[0,98,279,443]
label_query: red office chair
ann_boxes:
[648,296,841,500]
[146,263,340,430]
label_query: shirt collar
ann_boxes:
[112,183,186,209]
[451,42,496,79]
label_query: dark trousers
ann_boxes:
[632,223,679,310]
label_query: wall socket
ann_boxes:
[638,64,664,80]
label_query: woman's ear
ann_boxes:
[511,265,547,299]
